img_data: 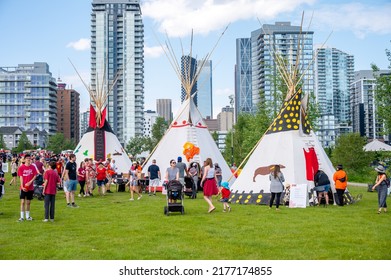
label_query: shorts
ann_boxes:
[12,172,17,177]
[20,190,34,200]
[67,180,78,192]
[323,184,330,192]
[149,178,160,187]
[220,198,229,203]
[97,180,106,187]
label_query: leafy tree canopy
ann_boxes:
[46,133,75,154]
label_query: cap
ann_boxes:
[177,156,182,162]
[337,164,343,170]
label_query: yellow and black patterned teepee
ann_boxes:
[266,88,311,135]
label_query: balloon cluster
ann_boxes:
[183,142,200,161]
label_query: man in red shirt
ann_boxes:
[17,154,38,221]
[43,161,61,222]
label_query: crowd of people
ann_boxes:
[1,149,388,221]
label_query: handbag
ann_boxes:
[277,176,285,191]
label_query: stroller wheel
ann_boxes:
[164,206,169,216]
[181,206,185,215]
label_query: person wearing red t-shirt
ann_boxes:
[219,181,231,213]
[43,161,61,222]
[77,161,87,197]
[17,154,38,221]
[96,162,108,196]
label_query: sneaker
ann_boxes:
[72,204,79,208]
[223,209,227,212]
[148,193,152,196]
[43,219,49,222]
[153,193,156,196]
[18,218,24,222]
[67,203,72,207]
[107,190,113,193]
[129,198,134,201]
[83,194,87,197]
[138,195,142,200]
[26,217,33,221]
[78,194,82,197]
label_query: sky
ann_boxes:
[0,0,390,118]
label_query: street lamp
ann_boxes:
[229,95,234,166]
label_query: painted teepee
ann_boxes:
[230,15,354,205]
[142,29,233,183]
[71,61,132,174]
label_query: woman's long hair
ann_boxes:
[205,158,213,167]
[273,165,280,178]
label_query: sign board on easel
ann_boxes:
[289,184,307,208]
[1,162,8,173]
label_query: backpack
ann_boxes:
[385,177,390,188]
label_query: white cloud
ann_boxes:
[144,44,165,58]
[142,0,315,37]
[66,38,91,51]
[310,3,391,39]
[142,1,391,39]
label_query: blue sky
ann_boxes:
[0,0,390,117]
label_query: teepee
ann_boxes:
[230,14,354,205]
[142,29,233,183]
[71,61,132,174]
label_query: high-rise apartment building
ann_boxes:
[235,38,252,119]
[91,0,144,145]
[156,99,172,123]
[57,80,80,143]
[197,60,213,118]
[0,62,57,134]
[143,110,159,137]
[251,22,314,113]
[351,70,390,141]
[180,55,197,105]
[315,47,354,147]
[217,106,234,131]
[80,110,90,139]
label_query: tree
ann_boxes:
[332,133,371,172]
[14,132,34,153]
[372,42,391,134]
[46,133,75,154]
[126,136,151,159]
[151,117,168,148]
[0,134,6,149]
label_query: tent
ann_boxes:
[229,14,355,205]
[142,95,233,182]
[142,29,233,183]
[71,61,132,174]
[229,90,342,205]
[363,139,391,152]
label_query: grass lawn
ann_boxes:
[0,172,390,260]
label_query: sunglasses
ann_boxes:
[171,162,176,164]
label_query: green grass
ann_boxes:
[0,173,390,260]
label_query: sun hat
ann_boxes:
[375,165,386,173]
[221,181,229,190]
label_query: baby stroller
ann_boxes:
[184,176,195,198]
[164,180,185,216]
[33,175,44,201]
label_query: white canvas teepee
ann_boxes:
[142,29,233,182]
[142,95,233,182]
[71,61,132,174]
[229,90,339,205]
[230,15,355,205]
[73,106,132,174]
[363,139,391,152]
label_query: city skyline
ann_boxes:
[0,0,390,118]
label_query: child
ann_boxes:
[220,181,231,212]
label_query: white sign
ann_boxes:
[289,184,308,208]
